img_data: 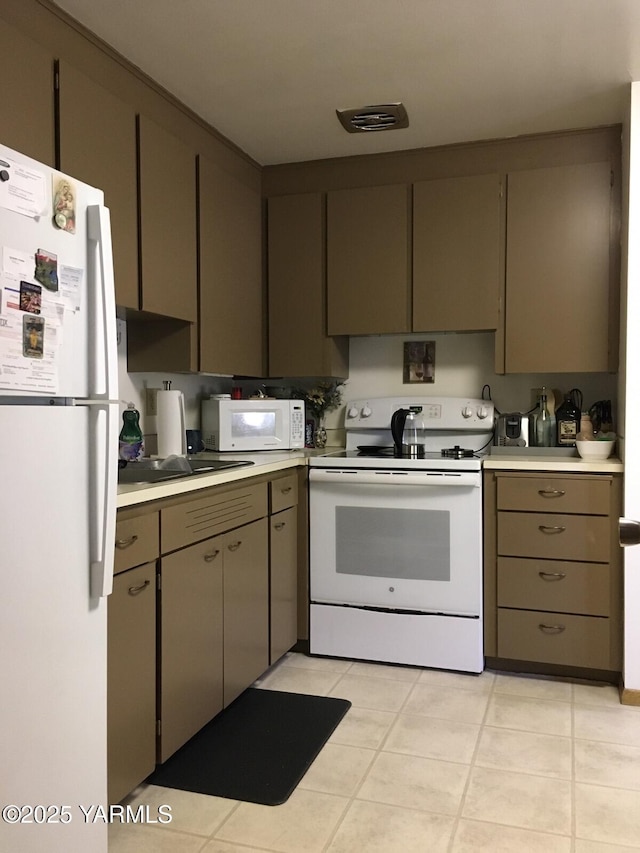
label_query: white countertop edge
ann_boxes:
[117,452,309,509]
[483,456,623,473]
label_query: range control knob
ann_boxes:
[360,405,372,419]
[477,405,490,419]
[462,405,474,419]
[347,406,359,419]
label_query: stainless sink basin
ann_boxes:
[118,456,254,485]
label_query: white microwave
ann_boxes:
[201,398,306,451]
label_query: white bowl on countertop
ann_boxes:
[576,439,616,460]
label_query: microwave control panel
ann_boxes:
[291,405,305,447]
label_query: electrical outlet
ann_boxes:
[145,387,159,416]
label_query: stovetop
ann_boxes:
[309,395,495,472]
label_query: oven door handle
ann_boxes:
[309,469,480,487]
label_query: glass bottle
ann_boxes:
[535,388,553,447]
[119,403,144,461]
[556,393,580,446]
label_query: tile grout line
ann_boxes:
[445,671,497,852]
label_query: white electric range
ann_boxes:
[308,396,494,673]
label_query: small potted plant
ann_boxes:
[294,382,344,448]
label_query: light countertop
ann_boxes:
[117,450,319,509]
[484,447,623,474]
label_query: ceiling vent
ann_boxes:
[336,103,409,133]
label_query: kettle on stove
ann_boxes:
[391,407,426,457]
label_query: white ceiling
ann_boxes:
[52,0,640,166]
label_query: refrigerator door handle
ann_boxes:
[87,204,118,401]
[87,402,118,598]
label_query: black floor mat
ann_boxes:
[147,688,351,806]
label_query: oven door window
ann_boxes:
[336,506,450,582]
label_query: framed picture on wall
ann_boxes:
[403,340,435,384]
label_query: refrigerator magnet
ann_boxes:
[34,249,58,292]
[23,315,44,358]
[52,176,76,234]
[19,281,41,314]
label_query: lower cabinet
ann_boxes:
[159,536,224,763]
[222,518,270,707]
[270,505,298,665]
[107,562,157,805]
[484,470,622,675]
[111,470,302,791]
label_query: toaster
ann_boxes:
[495,413,532,447]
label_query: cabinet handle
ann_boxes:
[115,534,138,549]
[274,521,286,531]
[538,489,566,498]
[538,623,566,634]
[128,579,150,596]
[538,571,567,581]
[538,525,566,534]
[228,540,242,552]
[280,486,292,494]
[203,549,220,562]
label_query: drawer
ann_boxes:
[497,475,610,515]
[497,557,610,616]
[270,473,298,514]
[497,608,611,669]
[114,512,159,574]
[497,511,609,563]
[161,482,268,553]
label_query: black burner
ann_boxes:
[441,445,475,459]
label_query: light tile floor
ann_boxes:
[109,653,640,853]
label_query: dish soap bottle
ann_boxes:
[535,388,553,447]
[119,403,144,461]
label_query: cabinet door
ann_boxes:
[327,184,410,335]
[0,17,54,166]
[199,155,263,375]
[160,537,223,762]
[268,193,348,378]
[504,161,613,373]
[223,518,269,707]
[413,174,502,332]
[270,506,298,664]
[108,562,156,804]
[138,115,197,321]
[58,62,139,309]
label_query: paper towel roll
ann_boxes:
[156,390,186,457]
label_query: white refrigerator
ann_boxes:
[0,143,118,853]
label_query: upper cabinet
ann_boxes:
[199,155,263,376]
[57,62,139,310]
[413,173,503,333]
[503,161,615,373]
[137,115,197,322]
[267,192,348,378]
[327,184,411,336]
[0,17,54,166]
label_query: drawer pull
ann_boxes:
[538,489,566,498]
[538,525,566,534]
[274,521,286,531]
[538,571,567,581]
[128,579,150,596]
[538,623,566,634]
[203,549,220,562]
[280,486,292,494]
[228,540,242,552]
[115,534,139,549]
